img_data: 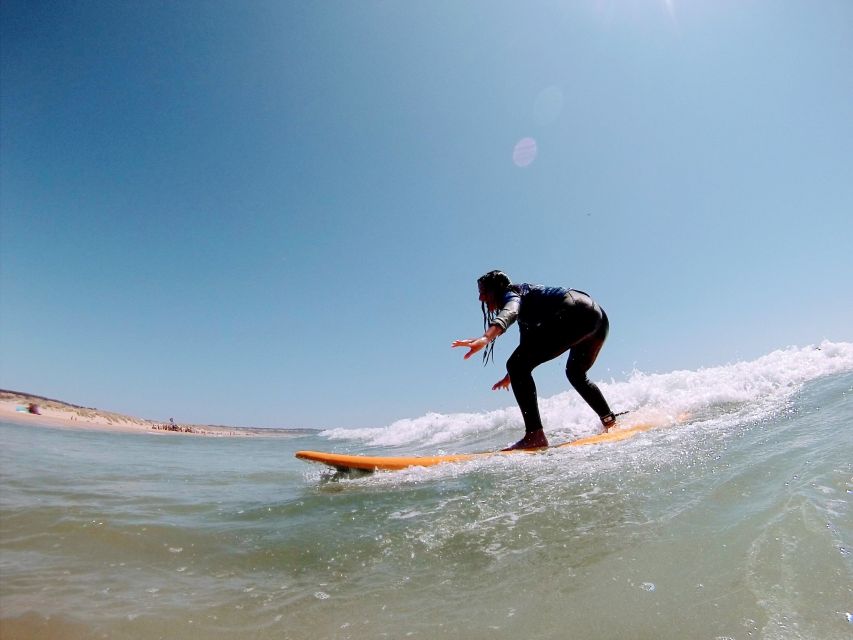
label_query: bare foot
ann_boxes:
[502,429,549,451]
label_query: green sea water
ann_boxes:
[1,346,851,639]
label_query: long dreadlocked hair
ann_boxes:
[476,270,511,365]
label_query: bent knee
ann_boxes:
[565,366,589,388]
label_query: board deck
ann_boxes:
[295,420,664,472]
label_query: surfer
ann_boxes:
[453,270,617,450]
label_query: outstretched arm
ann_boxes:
[452,324,503,360]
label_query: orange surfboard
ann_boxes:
[295,420,667,472]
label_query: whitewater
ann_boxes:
[1,342,851,639]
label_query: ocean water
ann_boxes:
[1,343,851,640]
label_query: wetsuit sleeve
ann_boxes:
[491,291,521,332]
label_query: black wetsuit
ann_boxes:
[491,284,612,434]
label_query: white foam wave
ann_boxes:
[321,408,521,448]
[321,342,853,448]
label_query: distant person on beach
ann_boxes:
[453,270,617,450]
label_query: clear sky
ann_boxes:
[2,1,851,429]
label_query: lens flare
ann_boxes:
[512,137,537,167]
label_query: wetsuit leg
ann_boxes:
[506,342,568,434]
[565,311,612,419]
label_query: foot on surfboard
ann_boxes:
[503,429,549,451]
[601,410,630,433]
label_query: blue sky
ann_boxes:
[2,1,851,429]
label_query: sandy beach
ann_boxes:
[0,391,245,437]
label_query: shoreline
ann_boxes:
[0,394,313,438]
[0,401,237,436]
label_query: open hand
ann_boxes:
[492,374,511,391]
[452,337,488,360]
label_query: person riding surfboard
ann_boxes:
[453,270,618,450]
